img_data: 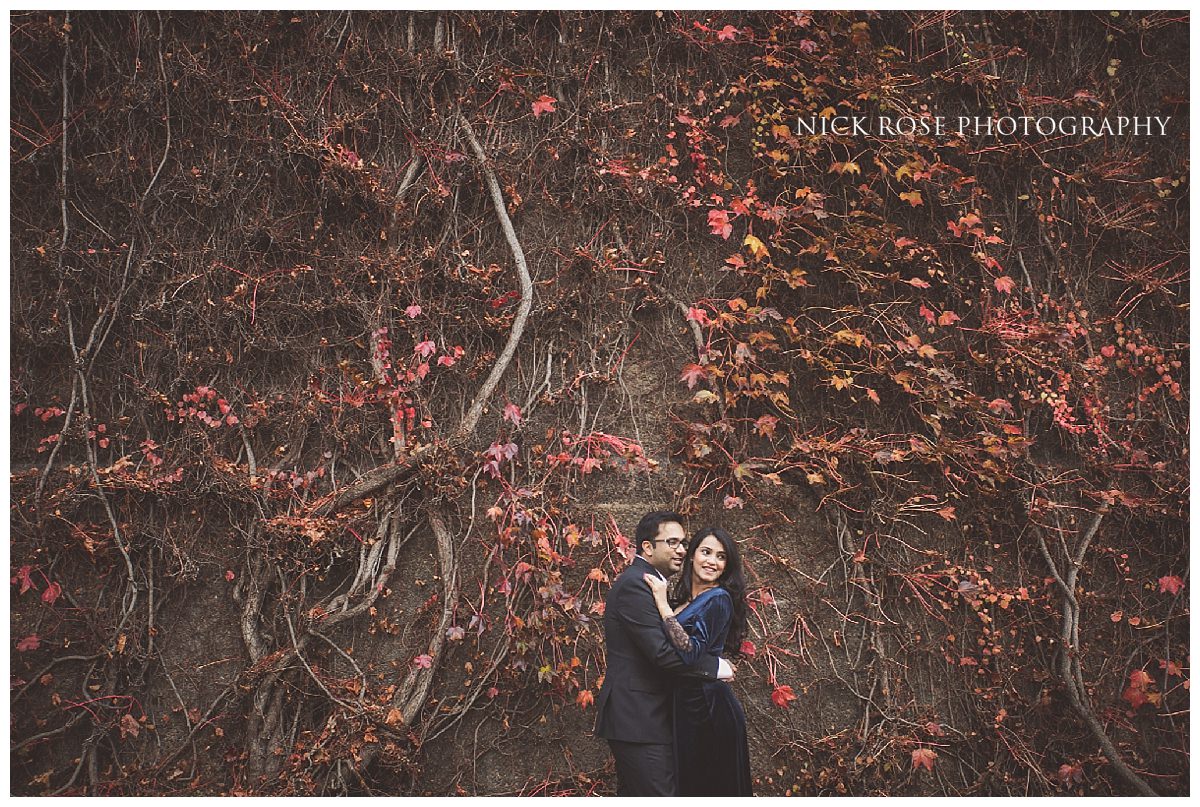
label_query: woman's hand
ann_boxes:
[642,573,669,597]
[642,573,673,617]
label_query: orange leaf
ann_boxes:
[899,190,924,207]
[576,689,594,709]
[1123,684,1148,709]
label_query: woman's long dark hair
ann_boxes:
[670,526,749,658]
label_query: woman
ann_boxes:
[643,526,753,796]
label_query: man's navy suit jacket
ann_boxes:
[593,555,719,744]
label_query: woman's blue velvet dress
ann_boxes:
[665,587,753,796]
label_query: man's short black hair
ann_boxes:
[635,510,685,555]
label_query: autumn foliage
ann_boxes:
[10,10,1189,796]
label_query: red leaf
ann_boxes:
[708,209,734,239]
[679,363,709,389]
[17,634,40,652]
[1158,575,1184,595]
[404,304,422,318]
[414,339,437,358]
[41,581,62,605]
[12,565,35,595]
[225,570,236,581]
[911,747,937,771]
[413,654,433,669]
[531,94,557,118]
[906,277,931,289]
[576,689,594,709]
[919,303,936,324]
[994,275,1016,294]
[1100,344,1116,358]
[503,402,523,426]
[739,640,756,657]
[717,24,739,41]
[686,306,710,326]
[770,684,797,709]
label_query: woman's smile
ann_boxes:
[691,535,727,587]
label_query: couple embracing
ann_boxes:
[594,511,753,796]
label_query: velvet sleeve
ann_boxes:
[614,575,720,679]
[662,590,732,667]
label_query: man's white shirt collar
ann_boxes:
[638,556,667,582]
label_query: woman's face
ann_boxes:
[691,535,728,587]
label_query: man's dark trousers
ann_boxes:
[608,739,674,796]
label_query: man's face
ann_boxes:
[641,521,687,576]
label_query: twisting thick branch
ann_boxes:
[456,111,535,438]
[1036,503,1156,796]
[397,508,459,723]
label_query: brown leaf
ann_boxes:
[119,714,140,739]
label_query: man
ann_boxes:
[594,511,733,796]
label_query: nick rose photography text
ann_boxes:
[798,114,1172,138]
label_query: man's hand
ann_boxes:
[717,657,736,681]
